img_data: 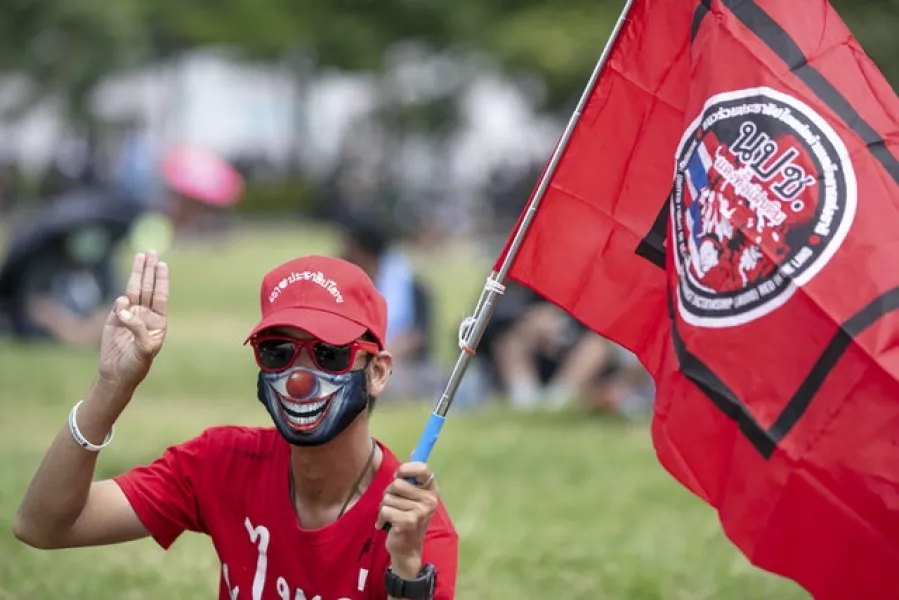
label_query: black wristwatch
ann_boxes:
[384,563,437,599]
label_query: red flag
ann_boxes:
[498,0,899,597]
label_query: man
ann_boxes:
[13,250,458,600]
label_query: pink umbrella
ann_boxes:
[161,146,245,207]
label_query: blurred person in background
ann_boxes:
[584,348,655,420]
[477,283,654,417]
[339,212,441,402]
[0,186,143,347]
[115,122,237,231]
[162,147,243,239]
[116,121,165,211]
[0,142,243,348]
[38,137,101,199]
[14,251,458,600]
[122,144,246,252]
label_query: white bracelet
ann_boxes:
[68,400,115,452]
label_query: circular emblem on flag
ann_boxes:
[670,87,856,328]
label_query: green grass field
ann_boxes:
[0,224,809,599]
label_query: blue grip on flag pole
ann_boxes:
[409,412,445,464]
[383,412,447,530]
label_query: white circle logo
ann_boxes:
[670,87,856,328]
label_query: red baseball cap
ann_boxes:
[244,255,387,348]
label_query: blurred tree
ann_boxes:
[831,0,899,89]
[163,0,456,67]
[154,0,617,112]
[447,0,623,112]
[1,0,896,133]
[175,0,893,114]
[0,0,148,128]
[471,0,899,112]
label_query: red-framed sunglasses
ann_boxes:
[250,335,380,374]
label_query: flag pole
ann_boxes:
[407,0,637,463]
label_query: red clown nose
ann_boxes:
[286,370,317,398]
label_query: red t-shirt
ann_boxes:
[114,426,458,600]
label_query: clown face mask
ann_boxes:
[257,365,370,446]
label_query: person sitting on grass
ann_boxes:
[13,250,458,600]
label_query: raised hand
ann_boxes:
[97,251,169,390]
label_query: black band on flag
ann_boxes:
[691,0,712,43]
[667,286,899,458]
[720,0,899,185]
[666,291,777,457]
[635,196,670,269]
[768,287,899,443]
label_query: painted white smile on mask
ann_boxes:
[268,369,345,430]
